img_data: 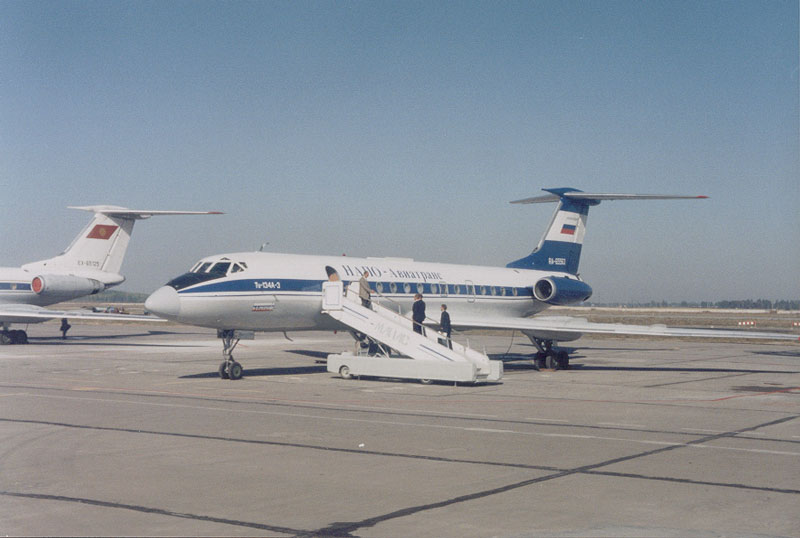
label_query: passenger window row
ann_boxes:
[372,282,522,297]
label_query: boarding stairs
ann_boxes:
[321,281,503,383]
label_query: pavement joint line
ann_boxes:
[3,414,799,537]
[3,383,800,445]
[0,490,305,536]
[3,413,799,483]
[6,377,800,410]
[304,414,800,537]
[8,393,800,455]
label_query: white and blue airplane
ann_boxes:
[145,188,798,377]
[0,205,221,343]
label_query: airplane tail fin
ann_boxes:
[22,206,223,283]
[506,188,707,275]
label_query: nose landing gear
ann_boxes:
[217,329,253,380]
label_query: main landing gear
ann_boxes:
[530,337,570,370]
[0,329,28,345]
[217,329,251,380]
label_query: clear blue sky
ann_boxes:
[2,1,798,303]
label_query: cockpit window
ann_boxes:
[166,271,225,290]
[196,262,212,273]
[209,262,230,275]
[231,263,243,273]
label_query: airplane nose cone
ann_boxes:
[145,286,181,319]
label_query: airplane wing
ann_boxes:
[451,315,799,342]
[0,304,166,324]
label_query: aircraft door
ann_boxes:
[325,266,341,281]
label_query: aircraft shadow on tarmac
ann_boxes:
[180,365,327,379]
[492,351,799,374]
[27,330,210,348]
[750,349,800,358]
[512,343,675,352]
[287,349,330,360]
[568,365,800,374]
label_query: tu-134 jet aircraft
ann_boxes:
[0,205,221,343]
[145,188,798,381]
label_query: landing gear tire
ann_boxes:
[339,365,352,379]
[545,352,560,370]
[556,350,570,370]
[419,378,432,385]
[533,351,547,370]
[1,330,28,344]
[228,361,243,380]
[218,361,230,379]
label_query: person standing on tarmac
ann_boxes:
[60,318,71,339]
[412,293,426,334]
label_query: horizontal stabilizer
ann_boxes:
[506,188,709,274]
[68,206,224,220]
[511,189,708,205]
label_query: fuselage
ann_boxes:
[145,252,584,331]
[0,265,115,307]
[0,268,39,305]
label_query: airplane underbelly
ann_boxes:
[178,293,328,331]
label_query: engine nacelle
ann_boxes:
[533,276,593,306]
[31,274,104,299]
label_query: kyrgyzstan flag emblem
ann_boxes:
[87,224,118,239]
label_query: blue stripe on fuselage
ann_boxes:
[179,278,322,294]
[0,282,32,291]
[177,278,534,298]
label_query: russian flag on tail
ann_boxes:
[560,224,576,235]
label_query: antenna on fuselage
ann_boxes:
[258,242,269,252]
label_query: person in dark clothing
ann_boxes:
[412,293,426,334]
[60,318,71,339]
[439,304,452,348]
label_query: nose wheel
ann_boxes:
[219,359,243,380]
[217,329,247,380]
